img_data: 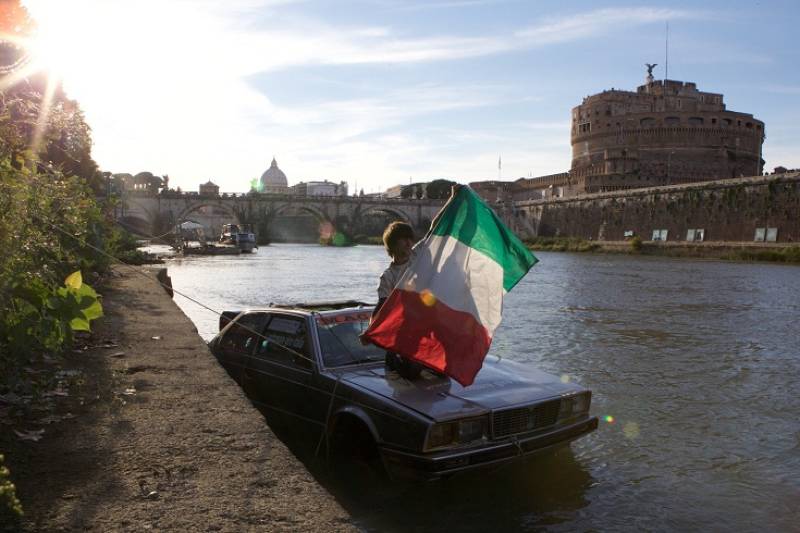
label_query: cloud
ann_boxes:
[24,1,703,193]
[227,7,696,73]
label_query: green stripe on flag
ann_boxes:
[431,187,538,291]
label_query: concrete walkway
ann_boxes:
[11,266,354,532]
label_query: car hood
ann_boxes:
[341,356,584,422]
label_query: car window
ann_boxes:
[220,313,270,356]
[315,312,385,367]
[256,315,313,370]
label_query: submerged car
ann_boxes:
[208,302,598,479]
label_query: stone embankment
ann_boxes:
[512,172,800,244]
[6,266,353,532]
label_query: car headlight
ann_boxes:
[425,416,488,451]
[559,392,591,420]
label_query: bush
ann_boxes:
[630,236,643,252]
[0,453,23,522]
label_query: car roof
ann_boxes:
[253,301,374,316]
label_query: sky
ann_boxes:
[21,0,800,194]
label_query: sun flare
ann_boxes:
[16,0,256,176]
[23,1,173,106]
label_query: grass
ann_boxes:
[525,237,601,252]
[720,246,800,263]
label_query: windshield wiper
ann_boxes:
[337,357,383,366]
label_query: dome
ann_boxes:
[260,158,287,188]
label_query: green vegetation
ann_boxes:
[525,237,600,252]
[353,235,383,245]
[0,2,140,518]
[721,246,800,263]
[629,236,643,252]
[0,453,22,523]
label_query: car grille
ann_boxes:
[491,399,561,439]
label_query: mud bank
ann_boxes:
[3,266,353,532]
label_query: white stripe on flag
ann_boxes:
[398,233,505,334]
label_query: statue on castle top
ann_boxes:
[645,63,657,84]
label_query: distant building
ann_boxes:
[510,173,574,201]
[113,172,166,194]
[570,68,765,193]
[199,180,219,196]
[385,185,404,198]
[259,158,289,194]
[469,180,512,204]
[290,180,348,197]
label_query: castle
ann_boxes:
[479,67,766,201]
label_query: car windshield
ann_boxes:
[316,312,385,367]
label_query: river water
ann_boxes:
[165,244,800,532]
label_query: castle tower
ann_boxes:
[569,68,765,194]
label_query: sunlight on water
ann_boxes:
[166,245,800,531]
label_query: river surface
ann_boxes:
[164,244,800,532]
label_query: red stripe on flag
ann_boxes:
[364,289,492,386]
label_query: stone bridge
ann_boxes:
[114,192,446,242]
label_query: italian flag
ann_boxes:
[364,186,538,386]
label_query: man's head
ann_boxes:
[382,221,414,260]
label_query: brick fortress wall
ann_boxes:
[510,172,800,243]
[570,79,764,194]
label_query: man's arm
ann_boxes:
[371,297,387,320]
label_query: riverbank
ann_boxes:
[526,237,800,263]
[1,266,353,532]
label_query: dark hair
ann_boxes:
[382,221,414,257]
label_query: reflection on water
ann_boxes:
[167,245,800,531]
[259,409,591,533]
[331,446,593,533]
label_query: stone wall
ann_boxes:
[510,173,800,243]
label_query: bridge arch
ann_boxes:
[117,215,152,237]
[359,206,413,227]
[119,197,160,235]
[268,202,331,223]
[176,202,240,224]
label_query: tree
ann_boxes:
[415,185,423,199]
[400,185,413,199]
[426,179,457,199]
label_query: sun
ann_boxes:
[8,1,261,185]
[22,1,142,104]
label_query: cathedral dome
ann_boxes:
[260,158,287,188]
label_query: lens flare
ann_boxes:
[318,221,334,240]
[604,415,615,423]
[420,289,437,307]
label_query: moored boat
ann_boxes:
[180,244,241,256]
[219,224,257,253]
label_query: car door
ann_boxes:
[214,312,270,383]
[243,313,331,431]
